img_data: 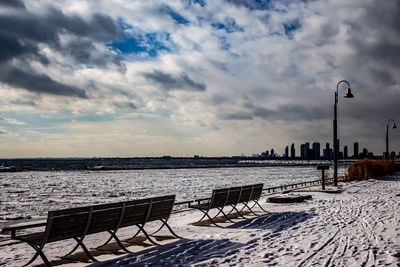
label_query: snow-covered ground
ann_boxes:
[1,173,399,266]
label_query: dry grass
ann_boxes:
[345,159,397,182]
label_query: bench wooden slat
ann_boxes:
[210,188,229,208]
[225,187,242,206]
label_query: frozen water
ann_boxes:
[0,166,344,225]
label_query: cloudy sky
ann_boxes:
[0,0,399,158]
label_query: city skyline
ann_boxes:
[0,0,400,158]
[264,140,371,160]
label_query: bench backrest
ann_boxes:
[45,194,176,243]
[238,185,253,203]
[47,207,92,243]
[210,188,229,208]
[87,202,124,235]
[249,183,263,201]
[225,186,242,206]
[119,198,151,228]
[207,183,264,210]
[147,195,175,222]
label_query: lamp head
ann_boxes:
[344,88,354,98]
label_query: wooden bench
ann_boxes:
[1,195,178,267]
[189,183,266,227]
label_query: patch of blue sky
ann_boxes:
[196,16,208,27]
[211,17,244,33]
[161,4,190,25]
[108,22,176,59]
[283,20,301,39]
[227,0,271,10]
[2,112,117,130]
[218,36,231,51]
[74,113,117,123]
[116,17,132,30]
[182,0,207,8]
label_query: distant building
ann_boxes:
[360,148,368,158]
[300,144,305,159]
[344,145,348,159]
[323,143,331,160]
[312,142,320,160]
[353,142,359,159]
[299,142,311,160]
[290,143,296,159]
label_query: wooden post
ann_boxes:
[317,165,330,191]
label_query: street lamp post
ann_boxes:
[385,119,397,160]
[333,80,354,186]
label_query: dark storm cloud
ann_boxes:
[112,101,137,110]
[223,113,254,120]
[0,3,122,97]
[11,99,37,107]
[220,104,330,122]
[0,0,25,9]
[144,70,206,91]
[225,0,271,10]
[369,68,396,87]
[0,66,88,98]
[349,0,400,68]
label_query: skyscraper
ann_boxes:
[344,145,348,158]
[354,142,359,159]
[290,143,295,159]
[304,142,310,160]
[312,142,320,160]
[324,143,331,160]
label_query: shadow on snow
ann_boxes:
[227,211,315,231]
[89,238,245,266]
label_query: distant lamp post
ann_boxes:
[385,119,397,160]
[333,80,354,186]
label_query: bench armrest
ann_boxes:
[2,220,47,238]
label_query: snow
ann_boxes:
[1,172,399,266]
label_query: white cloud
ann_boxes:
[1,0,399,157]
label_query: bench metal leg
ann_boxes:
[216,207,234,223]
[98,235,113,248]
[73,237,98,262]
[151,219,181,238]
[22,242,51,267]
[194,209,223,227]
[240,202,258,216]
[61,243,80,258]
[227,205,247,219]
[107,230,132,253]
[126,224,161,246]
[249,200,267,213]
